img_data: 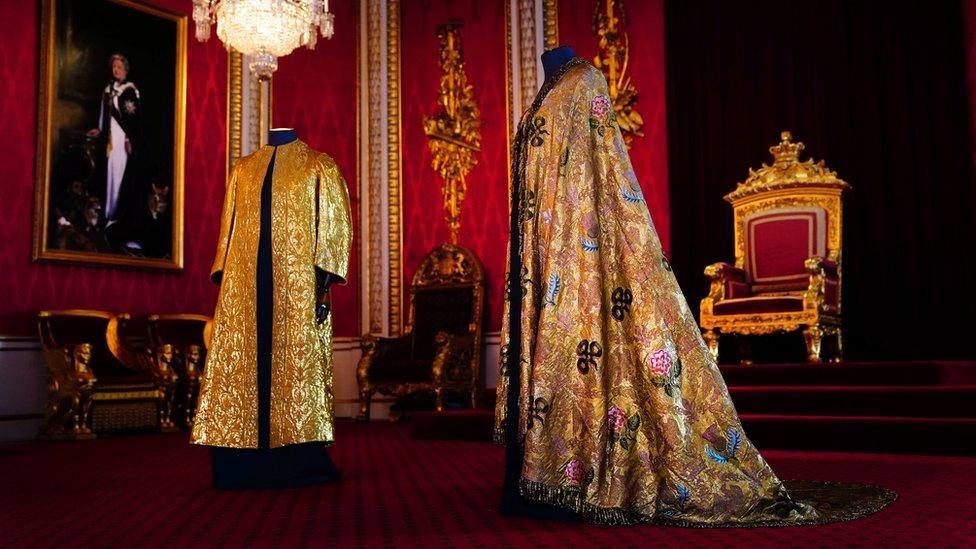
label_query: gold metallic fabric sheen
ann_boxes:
[495,62,819,525]
[192,140,352,449]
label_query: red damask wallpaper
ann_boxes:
[273,0,360,337]
[558,0,670,251]
[401,0,510,332]
[0,0,227,335]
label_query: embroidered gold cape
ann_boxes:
[192,140,352,449]
[494,60,817,525]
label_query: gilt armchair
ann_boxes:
[699,132,850,363]
[147,314,212,429]
[357,243,485,420]
[37,310,176,438]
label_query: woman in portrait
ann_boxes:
[87,53,145,229]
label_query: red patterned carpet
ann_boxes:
[1,421,975,547]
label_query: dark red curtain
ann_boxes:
[665,0,976,360]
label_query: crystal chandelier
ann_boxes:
[193,0,335,79]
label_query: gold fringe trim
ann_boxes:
[519,478,645,525]
[518,478,897,528]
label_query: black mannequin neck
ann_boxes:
[268,128,298,146]
[542,46,577,81]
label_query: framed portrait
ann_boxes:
[33,0,186,270]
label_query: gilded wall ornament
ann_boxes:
[592,0,643,148]
[423,19,483,245]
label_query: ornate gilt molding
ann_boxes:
[517,0,539,111]
[366,0,385,335]
[387,0,403,335]
[361,0,402,337]
[227,50,243,177]
[423,20,482,245]
[226,50,265,171]
[542,0,558,50]
[593,0,643,147]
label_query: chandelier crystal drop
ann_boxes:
[193,0,335,79]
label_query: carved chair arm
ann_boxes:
[105,315,178,389]
[107,314,154,372]
[705,262,747,281]
[44,343,97,394]
[357,333,414,381]
[151,344,180,384]
[40,342,97,437]
[704,262,748,301]
[803,257,840,311]
[360,333,414,359]
[182,344,205,381]
[432,331,475,354]
[431,331,476,384]
[805,256,839,279]
[803,257,837,310]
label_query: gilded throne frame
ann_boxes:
[699,132,850,363]
[356,243,485,420]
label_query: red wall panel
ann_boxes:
[273,0,361,337]
[0,0,227,335]
[400,0,509,332]
[558,0,670,251]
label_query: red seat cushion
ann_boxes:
[746,207,826,293]
[712,296,805,315]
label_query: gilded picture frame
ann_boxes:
[33,0,187,271]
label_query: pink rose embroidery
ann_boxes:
[607,405,626,433]
[565,459,584,485]
[590,94,612,118]
[651,349,673,376]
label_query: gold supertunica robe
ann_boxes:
[494,60,818,525]
[192,140,352,449]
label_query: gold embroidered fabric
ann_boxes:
[192,140,352,449]
[493,61,892,526]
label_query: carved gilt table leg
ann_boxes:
[803,325,824,363]
[703,329,720,361]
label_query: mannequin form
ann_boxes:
[268,127,298,146]
[541,46,578,82]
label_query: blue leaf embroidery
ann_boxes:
[545,273,561,306]
[726,428,741,459]
[705,444,729,464]
[580,237,599,252]
[621,185,644,203]
[677,484,691,508]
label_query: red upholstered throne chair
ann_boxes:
[356,243,485,420]
[699,132,850,363]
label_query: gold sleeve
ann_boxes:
[315,158,353,283]
[210,163,240,283]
